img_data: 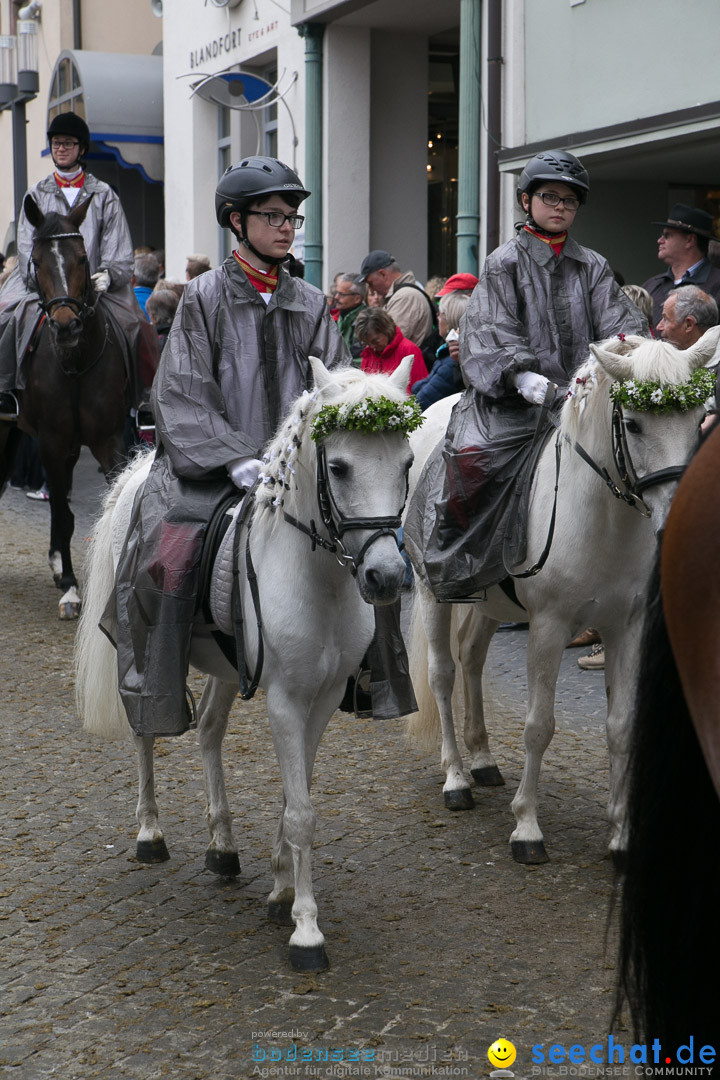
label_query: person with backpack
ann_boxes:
[358,250,442,368]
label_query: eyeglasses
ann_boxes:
[535,192,580,211]
[51,139,80,150]
[246,210,304,229]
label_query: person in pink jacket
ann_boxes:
[355,307,428,393]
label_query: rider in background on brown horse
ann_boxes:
[0,112,158,421]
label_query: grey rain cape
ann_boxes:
[404,229,647,601]
[105,257,417,737]
[0,172,156,402]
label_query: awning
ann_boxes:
[46,50,163,183]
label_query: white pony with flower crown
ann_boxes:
[75,356,419,973]
[405,328,720,864]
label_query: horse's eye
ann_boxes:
[328,460,349,479]
[625,418,641,435]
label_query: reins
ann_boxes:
[504,383,691,579]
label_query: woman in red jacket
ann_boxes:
[355,307,427,392]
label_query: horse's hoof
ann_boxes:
[510,839,549,865]
[289,943,329,973]
[204,848,240,878]
[471,765,505,787]
[268,900,294,926]
[58,601,81,620]
[444,788,475,811]
[611,849,628,874]
[136,838,170,864]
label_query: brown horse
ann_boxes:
[3,193,130,618]
[616,418,720,1053]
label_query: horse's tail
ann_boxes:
[405,587,458,749]
[615,547,720,1046]
[75,456,146,740]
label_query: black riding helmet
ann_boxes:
[516,149,590,207]
[47,112,91,156]
[215,156,310,265]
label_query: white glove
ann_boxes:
[91,269,111,294]
[515,370,552,406]
[227,456,262,490]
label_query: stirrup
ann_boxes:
[136,403,155,435]
[0,390,19,422]
[353,667,373,719]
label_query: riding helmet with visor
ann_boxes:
[516,149,590,207]
[47,112,91,156]
[215,156,310,265]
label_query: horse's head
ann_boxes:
[565,328,720,534]
[256,356,419,606]
[25,192,94,347]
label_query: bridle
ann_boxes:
[282,441,408,576]
[30,231,97,323]
[505,390,691,579]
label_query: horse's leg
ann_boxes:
[510,619,564,864]
[602,624,642,862]
[458,608,505,786]
[421,598,473,810]
[267,682,339,972]
[196,676,241,878]
[41,440,82,619]
[134,734,170,863]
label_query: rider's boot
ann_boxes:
[0,390,19,421]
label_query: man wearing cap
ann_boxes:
[358,250,433,348]
[643,204,720,329]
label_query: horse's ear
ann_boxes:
[589,343,632,381]
[684,324,720,370]
[309,354,332,390]
[388,355,413,393]
[23,193,43,228]
[68,193,93,229]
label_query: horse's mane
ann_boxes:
[559,335,699,444]
[254,364,410,523]
[33,210,74,240]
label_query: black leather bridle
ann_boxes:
[282,441,408,575]
[30,231,96,323]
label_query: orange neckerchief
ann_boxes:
[524,224,567,257]
[54,171,85,190]
[233,251,278,293]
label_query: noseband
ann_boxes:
[282,442,407,575]
[610,401,687,510]
[30,232,96,323]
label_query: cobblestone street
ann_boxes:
[0,451,621,1080]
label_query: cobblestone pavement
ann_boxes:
[0,451,622,1080]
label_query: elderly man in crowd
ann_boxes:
[332,273,366,360]
[358,250,434,348]
[656,285,718,350]
[643,204,720,328]
[133,252,161,317]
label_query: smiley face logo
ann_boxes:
[488,1039,517,1070]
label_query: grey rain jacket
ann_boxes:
[404,229,647,601]
[0,172,155,399]
[108,257,357,737]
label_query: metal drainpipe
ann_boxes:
[456,0,482,275]
[73,0,83,49]
[297,23,324,290]
[485,0,502,257]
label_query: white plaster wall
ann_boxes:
[162,0,302,278]
[369,32,428,282]
[523,0,720,141]
[323,24,370,288]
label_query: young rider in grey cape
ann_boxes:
[0,112,156,420]
[106,157,416,737]
[405,149,647,601]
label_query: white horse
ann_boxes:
[405,330,720,864]
[75,357,417,972]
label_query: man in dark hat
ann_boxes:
[643,203,720,328]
